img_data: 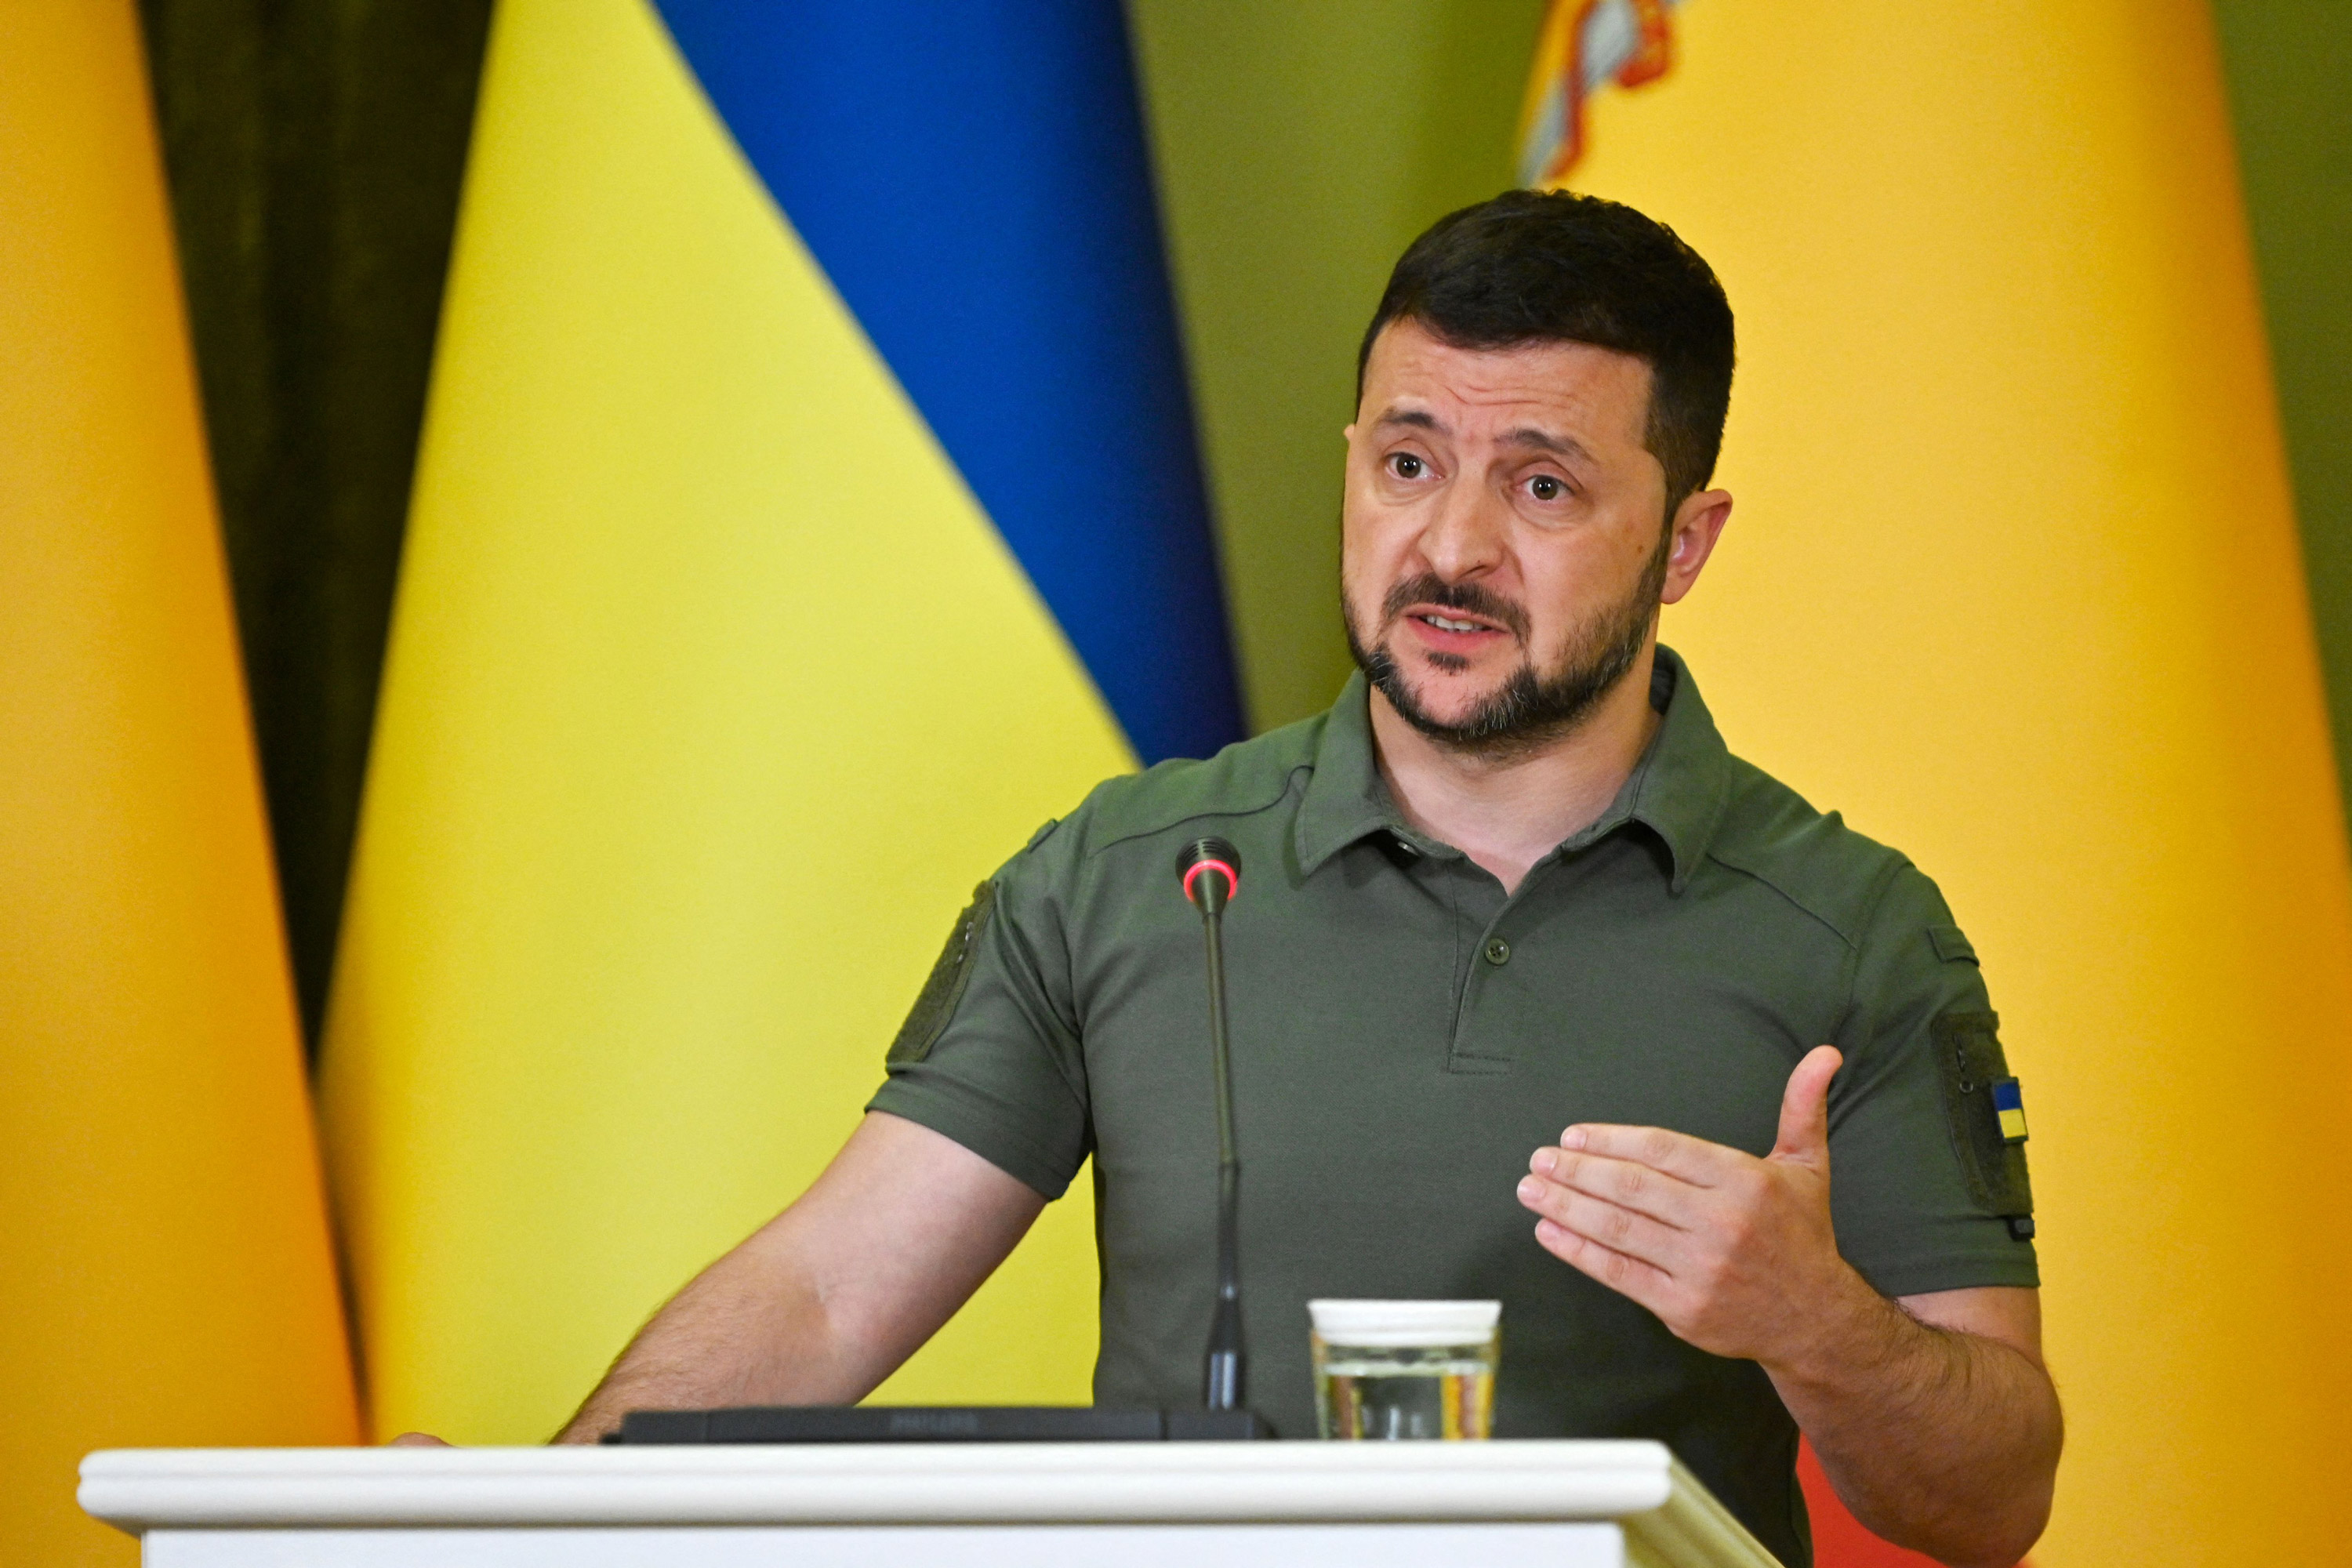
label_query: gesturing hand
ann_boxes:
[1515,1044,1871,1367]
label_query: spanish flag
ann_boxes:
[321,0,1239,1442]
[1531,2,2352,1564]
[0,4,358,1561]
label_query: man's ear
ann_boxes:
[1660,488,1733,607]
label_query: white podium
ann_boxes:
[82,1439,1783,1566]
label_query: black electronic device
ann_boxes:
[607,1406,1266,1444]
[1175,837,1246,1412]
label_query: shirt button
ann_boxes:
[1483,937,1512,966]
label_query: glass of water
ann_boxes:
[1309,1298,1499,1439]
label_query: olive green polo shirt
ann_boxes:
[869,648,2036,1568]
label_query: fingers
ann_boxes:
[1518,1169,1686,1265]
[1769,1045,1842,1165]
[1531,1145,1700,1228]
[1530,1214,1675,1308]
[1557,1121,1741,1185]
[387,1432,452,1447]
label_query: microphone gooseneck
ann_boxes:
[1177,837,1244,1413]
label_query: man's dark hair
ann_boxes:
[1357,190,1735,514]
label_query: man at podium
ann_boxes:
[543,192,2060,1568]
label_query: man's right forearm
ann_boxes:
[553,1240,854,1443]
[549,1111,1049,1444]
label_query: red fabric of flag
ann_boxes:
[1802,1439,2020,1567]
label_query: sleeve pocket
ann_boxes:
[887,882,996,1065]
[1931,1010,2034,1218]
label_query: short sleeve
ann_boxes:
[865,819,1094,1199]
[1827,861,2041,1297]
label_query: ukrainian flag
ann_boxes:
[1991,1079,2028,1145]
[320,0,1240,1442]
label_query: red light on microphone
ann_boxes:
[1177,838,1241,910]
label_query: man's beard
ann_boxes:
[1344,535,1669,759]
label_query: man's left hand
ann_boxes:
[1515,1043,1871,1366]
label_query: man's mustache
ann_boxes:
[1380,575,1530,643]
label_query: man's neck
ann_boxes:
[1369,647,1663,895]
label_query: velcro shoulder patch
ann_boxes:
[1931,1010,2034,1220]
[887,882,996,1066]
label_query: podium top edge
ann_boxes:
[79,1441,1795,1566]
[84,1437,1671,1475]
[79,1439,1685,1532]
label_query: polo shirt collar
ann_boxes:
[1616,645,1733,892]
[1292,670,1396,875]
[1293,645,1733,892]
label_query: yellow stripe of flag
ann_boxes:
[320,0,1127,1443]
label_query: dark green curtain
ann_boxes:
[139,0,493,1045]
[2212,1,2352,824]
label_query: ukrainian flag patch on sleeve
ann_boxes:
[1992,1076,2029,1143]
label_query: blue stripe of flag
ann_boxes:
[652,0,1247,765]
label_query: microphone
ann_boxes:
[1177,837,1244,1412]
[604,842,1269,1448]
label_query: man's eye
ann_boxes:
[1390,454,1425,479]
[1529,475,1563,501]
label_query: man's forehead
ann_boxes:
[1369,319,1647,385]
[1362,324,1650,444]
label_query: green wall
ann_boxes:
[2211,2,2352,823]
[1130,0,1547,731]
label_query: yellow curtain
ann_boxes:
[0,4,361,1563]
[1562,2,2352,1562]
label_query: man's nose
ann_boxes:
[1413,476,1508,582]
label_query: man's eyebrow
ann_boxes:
[1371,408,1595,464]
[1501,426,1594,463]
